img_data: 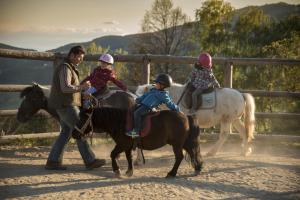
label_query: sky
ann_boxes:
[0,0,299,51]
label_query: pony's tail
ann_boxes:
[243,93,256,142]
[184,115,202,169]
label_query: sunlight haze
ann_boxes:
[0,0,299,51]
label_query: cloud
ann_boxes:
[102,20,120,25]
[0,25,124,35]
[0,24,126,51]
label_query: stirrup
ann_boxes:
[126,130,139,138]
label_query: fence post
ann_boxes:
[223,61,233,88]
[141,55,151,84]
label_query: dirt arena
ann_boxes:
[0,140,299,200]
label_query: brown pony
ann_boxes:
[72,107,203,178]
[17,83,135,123]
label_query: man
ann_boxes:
[45,45,105,170]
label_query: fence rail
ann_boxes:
[1,84,300,97]
[1,48,300,65]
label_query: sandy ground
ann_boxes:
[0,141,299,200]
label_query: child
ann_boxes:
[126,74,181,138]
[81,53,127,109]
[187,52,220,113]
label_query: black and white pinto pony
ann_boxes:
[135,83,256,159]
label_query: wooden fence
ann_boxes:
[0,48,300,141]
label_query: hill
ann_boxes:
[237,2,300,21]
[0,43,36,51]
[49,34,141,53]
[0,45,52,109]
[50,2,300,53]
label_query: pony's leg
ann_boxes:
[232,119,252,156]
[206,122,230,156]
[110,145,123,178]
[125,149,134,177]
[167,145,184,178]
[134,148,144,166]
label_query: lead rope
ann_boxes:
[74,111,93,135]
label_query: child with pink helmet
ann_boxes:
[185,52,220,113]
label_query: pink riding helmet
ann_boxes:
[98,53,114,64]
[198,52,212,69]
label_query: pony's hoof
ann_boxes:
[113,169,122,178]
[242,147,252,156]
[165,173,176,178]
[125,170,133,177]
[194,170,201,176]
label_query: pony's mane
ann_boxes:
[20,86,33,98]
[93,107,128,135]
[20,83,50,98]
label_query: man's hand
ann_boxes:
[80,81,91,90]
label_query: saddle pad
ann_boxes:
[126,111,160,137]
[140,112,160,137]
[200,91,216,109]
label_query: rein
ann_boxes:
[74,110,94,138]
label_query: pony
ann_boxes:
[72,107,203,178]
[135,83,255,157]
[17,83,136,123]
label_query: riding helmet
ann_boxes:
[155,73,173,88]
[198,52,212,69]
[99,53,114,64]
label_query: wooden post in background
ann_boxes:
[223,61,233,88]
[223,61,233,133]
[141,55,151,84]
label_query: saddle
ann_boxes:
[84,87,127,108]
[126,109,160,138]
[183,87,217,110]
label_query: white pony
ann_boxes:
[135,83,255,159]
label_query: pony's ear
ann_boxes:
[20,86,33,98]
[32,82,40,88]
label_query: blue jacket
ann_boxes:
[136,88,180,111]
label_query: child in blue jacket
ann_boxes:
[126,74,181,138]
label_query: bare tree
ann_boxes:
[131,0,190,75]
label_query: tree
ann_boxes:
[132,0,190,76]
[234,7,272,56]
[194,0,234,55]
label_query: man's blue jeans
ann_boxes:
[47,106,95,164]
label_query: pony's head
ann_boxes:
[17,83,48,122]
[135,84,154,96]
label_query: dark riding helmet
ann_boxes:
[155,73,173,88]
